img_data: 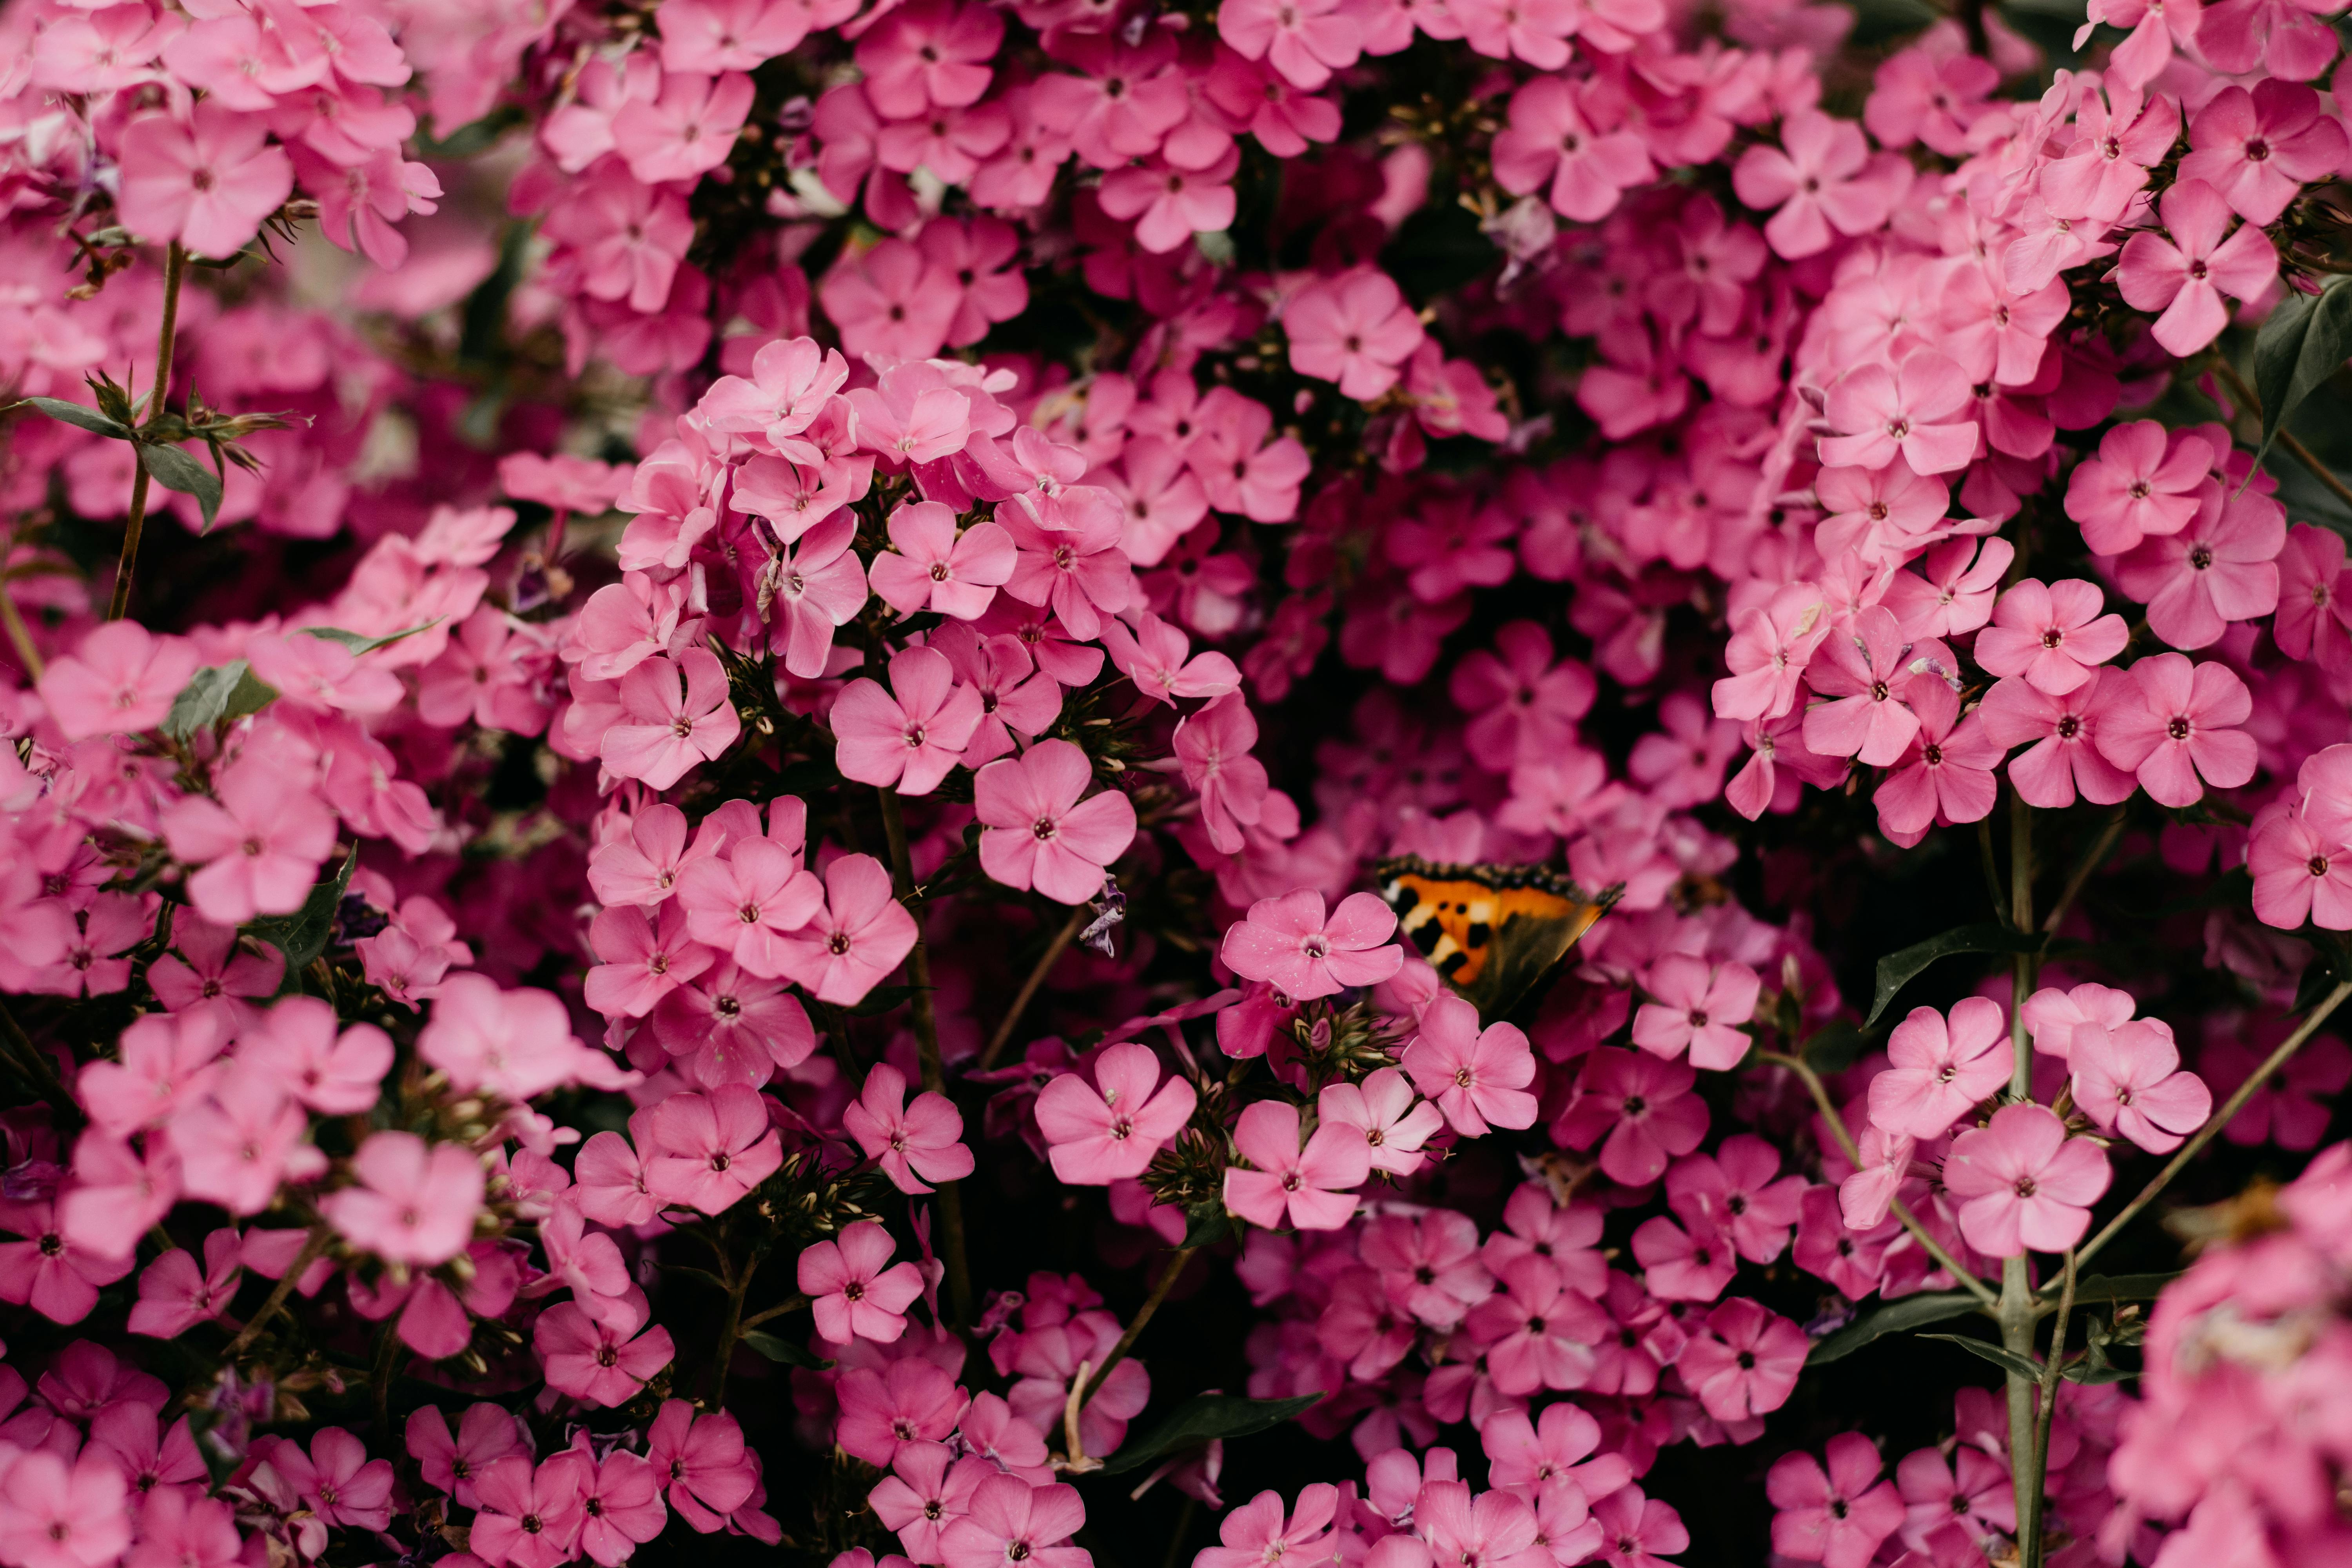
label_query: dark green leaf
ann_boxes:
[162,661,279,741]
[739,1331,830,1368]
[1378,204,1500,307]
[1097,1393,1323,1476]
[1181,1202,1232,1249]
[245,851,355,972]
[1808,1290,1985,1364]
[299,619,444,655]
[12,397,131,439]
[182,1406,243,1489]
[2251,275,2352,475]
[138,442,224,532]
[1866,923,2045,1028]
[1800,1022,1872,1075]
[1920,1332,2044,1382]
[2049,1272,2181,1303]
[850,983,925,1016]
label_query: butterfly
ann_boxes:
[1373,857,1620,1022]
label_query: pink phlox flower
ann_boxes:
[1675,1297,1808,1423]
[1223,1098,1372,1231]
[1871,677,2001,848]
[321,1131,486,1266]
[1221,888,1404,1001]
[0,1452,132,1568]
[1216,0,1360,89]
[2275,521,2352,667]
[1731,109,1898,260]
[418,972,637,1102]
[588,802,708,908]
[600,646,742,791]
[2063,420,2212,557]
[170,1061,323,1218]
[824,238,962,361]
[937,1474,1087,1568]
[934,624,1062,768]
[1483,1183,1608,1298]
[1185,385,1312,524]
[1284,267,1425,401]
[77,1011,229,1139]
[1033,1041,1198,1185]
[799,1220,925,1344]
[2041,83,2179,222]
[673,837,823,980]
[870,1443,989,1563]
[1976,670,2138,810]
[239,995,395,1116]
[264,1428,394,1534]
[612,69,755,184]
[1665,1134,1807,1263]
[644,1402,759,1529]
[1464,1254,1608,1395]
[1175,693,1273,855]
[470,1454,591,1568]
[1632,954,1760,1071]
[585,902,715,1019]
[1450,620,1596,771]
[534,1297,675,1410]
[1766,1434,1906,1568]
[1361,1209,1491,1328]
[835,1357,971,1468]
[533,1195,634,1329]
[405,1403,528,1511]
[115,105,294,260]
[1098,610,1241,706]
[701,336,850,459]
[1490,77,1654,225]
[1941,1103,2111,1256]
[869,502,1017,622]
[845,1062,976,1194]
[998,490,1135,642]
[1815,460,1956,571]
[1881,536,2014,642]
[128,1228,243,1339]
[2067,1018,2212,1154]
[2091,651,2257,808]
[643,1086,783,1218]
[1893,1445,2014,1550]
[1973,578,2127,696]
[2115,178,2279,357]
[1401,994,1540,1136]
[777,853,919,1006]
[1817,351,1979,477]
[569,573,693,684]
[832,644,985,796]
[1197,1486,1338,1568]
[1553,1047,1709,1187]
[36,622,200,741]
[766,514,872,680]
[1316,1067,1445,1176]
[1799,606,1937,768]
[1481,1400,1633,1504]
[159,757,339,926]
[1630,1212,1737,1302]
[414,609,555,735]
[2178,80,2348,226]
[1713,582,1831,723]
[2018,981,2137,1060]
[1869,996,2013,1140]
[855,0,1004,117]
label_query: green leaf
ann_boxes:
[2250,275,2352,475]
[1379,203,1500,307]
[1181,1202,1232,1250]
[1097,1393,1323,1476]
[12,397,132,439]
[739,1331,831,1368]
[161,661,279,741]
[2051,1272,2181,1303]
[138,442,224,533]
[299,619,445,655]
[1920,1332,2045,1382]
[245,850,355,972]
[1801,1022,1872,1075]
[1808,1290,1985,1365]
[1866,923,2045,1028]
[849,983,925,1016]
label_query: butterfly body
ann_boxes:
[1374,857,1619,1021]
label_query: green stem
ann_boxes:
[2022,1250,2078,1568]
[1998,1255,2039,1543]
[0,576,42,681]
[876,786,973,1328]
[2009,792,2034,1098]
[0,998,77,1121]
[1080,1245,1196,1409]
[109,240,185,623]
[2214,358,2352,514]
[1977,817,2011,927]
[1757,1051,1997,1304]
[739,1293,810,1332]
[2042,807,2127,936]
[222,1224,330,1361]
[2071,980,2352,1271]
[708,1245,758,1406]
[979,904,1087,1071]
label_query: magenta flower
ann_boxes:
[1974,578,2127,696]
[673,840,823,980]
[2178,80,2348,226]
[584,903,714,1019]
[2111,485,2285,651]
[1466,1254,1609,1394]
[36,622,200,741]
[1873,678,2001,848]
[128,1229,241,1339]
[767,515,872,680]
[1317,1067,1445,1176]
[1712,582,1831,724]
[1632,1213,1737,1302]
[1034,1042,1198,1185]
[644,1402,760,1528]
[975,739,1136,905]
[1942,1103,2111,1257]
[1490,76,1654,224]
[1817,351,1978,476]
[775,853,918,1006]
[2116,179,2279,357]
[1196,1486,1338,1568]
[2249,796,2352,931]
[1976,670,2138,810]
[2018,980,2138,1061]
[533,1299,675,1410]
[599,650,742,791]
[160,758,339,926]
[0,1452,131,1568]
[1801,606,1930,768]
[1401,994,1539,1136]
[1676,1298,1807,1422]
[322,1131,486,1267]
[1450,619,1597,771]
[1589,1489,1688,1568]
[1732,109,1896,259]
[1216,0,1359,89]
[1223,1098,1371,1231]
[613,69,755,185]
[1869,997,2012,1140]
[2063,420,2212,556]
[644,1085,782,1215]
[869,502,1017,622]
[1097,610,1240,707]
[0,1199,133,1323]
[1361,1210,1489,1327]
[833,645,985,797]
[797,1220,924,1344]
[2093,652,2257,808]
[1481,1401,1631,1501]
[573,1451,666,1567]
[1633,955,1761,1071]
[843,1062,976,1194]
[407,1403,529,1510]
[114,105,293,260]
[820,237,959,361]
[938,1475,1088,1568]
[268,1428,395,1534]
[470,1455,590,1568]
[2069,1018,2212,1154]
[1555,1047,1709,1187]
[1767,1435,1905,1568]
[1666,1134,1807,1263]
[1174,693,1272,854]
[2276,521,2352,666]
[1284,267,1425,400]
[1220,889,1403,1001]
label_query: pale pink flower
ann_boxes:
[1973,579,2127,696]
[644,1086,783,1214]
[843,1062,975,1194]
[1976,670,2138,810]
[1869,997,2012,1140]
[1035,1042,1198,1185]
[832,645,985,797]
[534,1301,675,1410]
[2063,421,2210,556]
[1098,152,1241,255]
[1817,351,1978,477]
[2018,981,2138,1061]
[1174,694,1272,854]
[1677,1298,1808,1423]
[673,840,823,980]
[115,105,294,260]
[600,650,742,791]
[2092,652,2257,808]
[1732,109,1896,259]
[1401,994,1539,1135]
[869,503,1016,621]
[36,623,200,740]
[1632,955,1761,1071]
[798,1220,923,1343]
[1221,889,1403,1000]
[1490,76,1653,223]
[938,1475,1087,1568]
[0,1452,132,1568]
[975,739,1136,905]
[2178,80,2348,226]
[322,1132,486,1267]
[239,996,395,1115]
[1223,1098,1372,1230]
[1712,582,1830,723]
[1941,1103,2110,1257]
[1767,1436,1905,1568]
[777,854,918,1006]
[585,903,715,1018]
[1217,0,1360,89]
[1284,267,1425,399]
[2068,1019,2212,1154]
[2115,179,2278,357]
[1871,678,2002,848]
[613,71,755,185]
[1316,1067,1444,1176]
[160,759,339,926]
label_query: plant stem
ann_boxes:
[2071,979,2352,1270]
[0,579,42,681]
[739,1294,810,1332]
[2043,807,2127,936]
[1080,1245,1196,1408]
[708,1245,758,1406]
[1998,1254,2039,1543]
[875,786,973,1328]
[222,1224,330,1361]
[108,240,185,623]
[0,998,77,1121]
[1977,817,2010,927]
[1757,1051,1997,1304]
[2023,1250,2078,1568]
[979,905,1087,1071]
[2214,359,2352,514]
[2010,793,2034,1096]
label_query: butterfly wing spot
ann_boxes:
[1372,857,1623,1021]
